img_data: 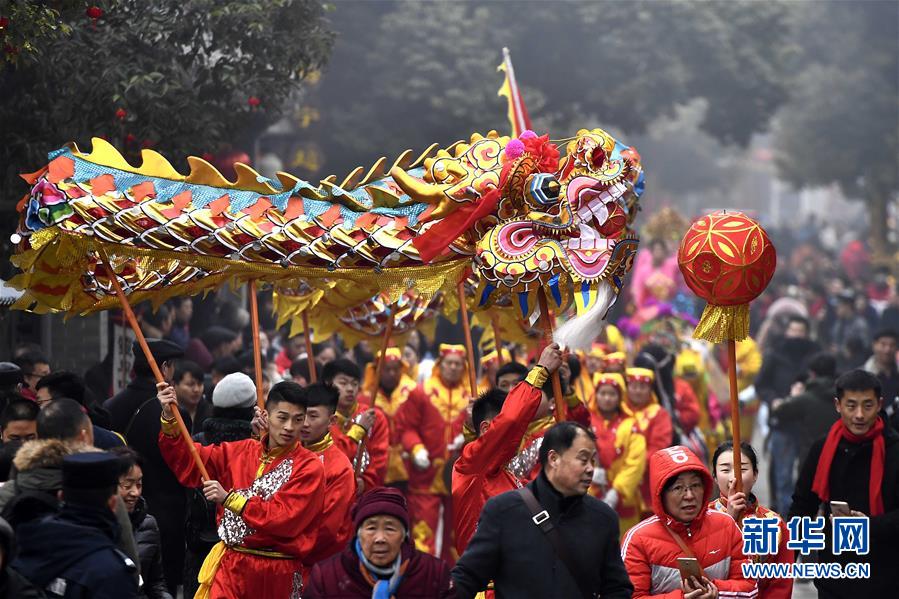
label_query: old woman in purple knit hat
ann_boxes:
[305,487,455,598]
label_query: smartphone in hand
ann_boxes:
[830,501,851,517]
[677,557,702,582]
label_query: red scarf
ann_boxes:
[811,418,885,516]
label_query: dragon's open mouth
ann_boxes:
[561,178,629,280]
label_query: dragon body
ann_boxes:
[12,127,644,330]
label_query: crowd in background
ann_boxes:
[0,215,895,598]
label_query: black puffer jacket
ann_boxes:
[129,498,171,599]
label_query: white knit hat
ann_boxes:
[211,372,257,409]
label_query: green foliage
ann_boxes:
[0,0,84,67]
[774,1,897,197]
[773,0,897,255]
[307,0,793,178]
[1,0,333,202]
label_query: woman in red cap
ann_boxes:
[305,487,455,598]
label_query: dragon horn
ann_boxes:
[389,166,453,204]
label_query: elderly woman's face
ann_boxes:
[358,515,404,567]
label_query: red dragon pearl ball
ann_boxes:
[677,211,776,307]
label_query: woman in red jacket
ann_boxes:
[710,442,793,599]
[621,445,757,598]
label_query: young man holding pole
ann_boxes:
[294,383,357,572]
[157,379,325,598]
[323,358,389,493]
[452,343,564,555]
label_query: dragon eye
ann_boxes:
[525,173,560,206]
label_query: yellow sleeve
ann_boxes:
[611,424,647,504]
[345,423,367,443]
[525,366,549,389]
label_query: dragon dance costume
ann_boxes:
[159,420,324,599]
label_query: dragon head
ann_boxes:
[392,128,644,324]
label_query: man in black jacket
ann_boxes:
[756,315,820,514]
[452,421,633,598]
[790,369,899,598]
[771,352,838,465]
[103,339,182,433]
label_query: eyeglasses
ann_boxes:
[667,482,704,497]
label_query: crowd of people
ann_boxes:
[0,219,895,598]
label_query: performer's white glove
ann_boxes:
[602,488,619,509]
[591,466,607,487]
[447,433,465,453]
[412,448,430,470]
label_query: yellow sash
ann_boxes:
[194,541,227,599]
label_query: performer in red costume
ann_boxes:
[297,383,356,571]
[157,380,325,599]
[358,348,419,488]
[452,343,564,555]
[506,359,592,483]
[624,367,674,516]
[323,358,389,493]
[394,344,470,561]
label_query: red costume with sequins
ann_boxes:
[394,345,469,561]
[452,367,547,555]
[331,400,389,492]
[159,422,324,599]
[302,434,356,569]
[507,392,592,483]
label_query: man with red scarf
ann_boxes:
[790,369,899,598]
[394,344,470,561]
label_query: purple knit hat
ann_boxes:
[352,487,410,532]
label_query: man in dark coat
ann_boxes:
[0,517,44,598]
[35,371,123,449]
[756,315,820,514]
[13,453,139,598]
[771,352,839,465]
[790,370,899,598]
[306,488,455,598]
[103,339,182,432]
[452,421,633,599]
[104,338,185,593]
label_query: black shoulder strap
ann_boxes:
[517,487,594,599]
[123,397,158,440]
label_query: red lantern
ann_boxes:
[677,210,776,342]
[248,96,261,108]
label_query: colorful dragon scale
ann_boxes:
[11,127,643,320]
